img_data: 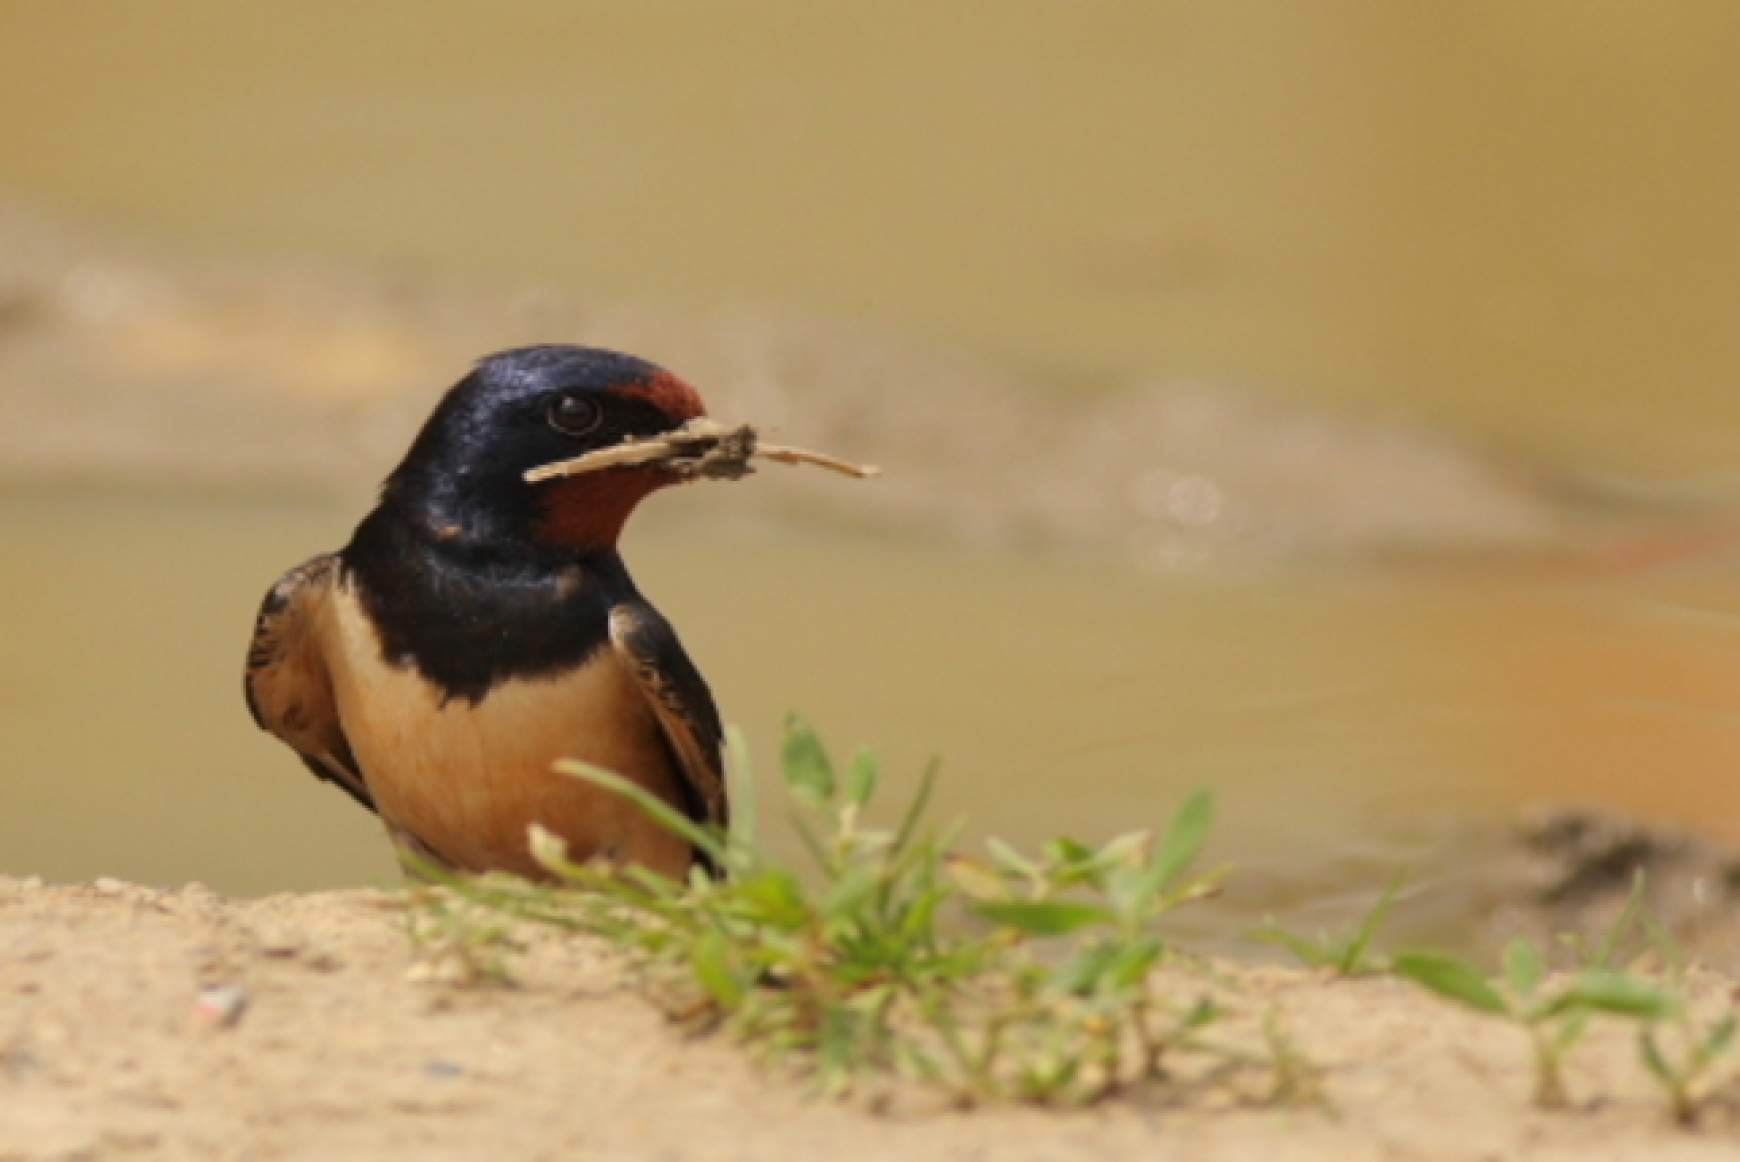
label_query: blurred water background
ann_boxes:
[3,3,1739,953]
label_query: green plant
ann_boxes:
[405,717,1740,1121]
[1392,876,1740,1121]
[1251,874,1404,976]
[1556,869,1650,970]
[1640,1007,1737,1127]
[1629,916,1739,1126]
[410,716,1290,1105]
[1392,937,1675,1108]
[940,787,1228,1099]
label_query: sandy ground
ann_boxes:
[4,877,1738,1162]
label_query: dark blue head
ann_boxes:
[380,345,707,553]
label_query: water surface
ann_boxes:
[2,3,1739,475]
[7,488,1737,947]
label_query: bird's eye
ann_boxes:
[546,393,604,437]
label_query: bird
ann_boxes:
[244,345,729,881]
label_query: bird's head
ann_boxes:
[383,344,708,554]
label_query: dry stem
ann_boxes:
[523,418,879,484]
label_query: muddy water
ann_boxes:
[6,486,1739,948]
[3,4,1740,477]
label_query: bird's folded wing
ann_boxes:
[243,553,375,812]
[608,603,728,830]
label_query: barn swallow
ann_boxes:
[244,345,730,880]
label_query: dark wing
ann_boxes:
[608,602,728,832]
[243,553,375,813]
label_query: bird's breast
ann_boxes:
[319,581,690,877]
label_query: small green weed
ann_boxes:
[1557,869,1650,970]
[1252,874,1404,976]
[405,716,1736,1119]
[1633,918,1738,1126]
[1391,870,1740,1118]
[1394,937,1674,1107]
[412,716,1303,1104]
[1641,1007,1738,1127]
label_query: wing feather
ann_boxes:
[243,554,375,813]
[607,603,727,832]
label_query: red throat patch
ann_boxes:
[535,468,665,549]
[536,370,704,548]
[612,370,706,423]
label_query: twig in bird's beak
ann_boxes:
[754,442,881,478]
[522,418,880,485]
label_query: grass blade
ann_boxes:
[782,713,836,806]
[555,759,728,866]
[1338,874,1403,974]
[974,900,1115,936]
[1549,971,1675,1021]
[1151,789,1215,890]
[692,928,746,1006]
[1639,1029,1673,1084]
[724,724,758,860]
[844,746,878,809]
[1590,870,1647,969]
[1703,1014,1739,1061]
[1503,938,1545,998]
[893,757,940,854]
[1250,923,1331,968]
[1392,951,1510,1016]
